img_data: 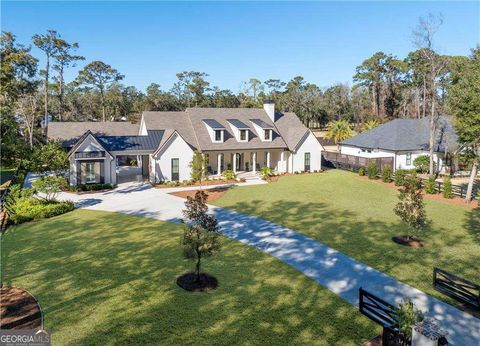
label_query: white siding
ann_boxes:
[153,133,194,182]
[291,132,322,172]
[340,145,395,159]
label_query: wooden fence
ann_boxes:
[322,151,394,171]
[419,177,478,200]
[0,164,22,232]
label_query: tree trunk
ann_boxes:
[429,75,437,175]
[59,64,64,121]
[195,254,201,282]
[422,76,426,118]
[100,88,106,122]
[44,55,50,137]
[465,160,478,203]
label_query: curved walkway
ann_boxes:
[58,182,479,345]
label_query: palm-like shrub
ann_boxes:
[222,169,236,180]
[395,300,424,337]
[325,119,353,144]
[361,119,380,132]
[259,166,273,180]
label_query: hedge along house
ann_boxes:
[48,101,324,186]
[338,116,460,173]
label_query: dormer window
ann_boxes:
[240,130,247,141]
[264,129,271,141]
[215,130,223,142]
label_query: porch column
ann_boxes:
[266,151,271,168]
[233,153,237,173]
[252,152,256,173]
[217,153,222,176]
[280,151,285,172]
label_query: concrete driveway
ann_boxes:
[56,181,479,346]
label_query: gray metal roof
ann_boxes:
[227,119,249,129]
[203,119,225,129]
[340,116,459,152]
[96,130,164,152]
[250,118,274,129]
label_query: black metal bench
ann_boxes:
[433,267,480,310]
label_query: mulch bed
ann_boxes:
[0,286,42,330]
[155,179,238,189]
[170,186,231,202]
[356,175,479,209]
[363,334,382,346]
[176,272,218,292]
[392,235,425,248]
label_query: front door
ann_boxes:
[304,152,311,172]
[235,153,243,171]
[171,158,179,181]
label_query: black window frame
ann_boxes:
[240,129,247,141]
[214,130,222,142]
[406,152,412,166]
[304,152,311,172]
[264,129,271,140]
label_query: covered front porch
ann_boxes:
[204,149,289,176]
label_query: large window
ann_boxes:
[240,129,247,141]
[304,152,311,172]
[214,130,222,142]
[264,129,271,140]
[171,158,179,181]
[406,152,412,166]
[85,163,96,183]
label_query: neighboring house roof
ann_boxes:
[96,130,164,152]
[49,121,140,147]
[186,107,288,151]
[340,116,459,152]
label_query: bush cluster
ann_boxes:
[413,155,431,173]
[222,169,236,180]
[358,167,365,176]
[394,169,408,186]
[381,166,393,182]
[7,197,74,225]
[259,166,273,180]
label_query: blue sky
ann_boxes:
[2,1,479,92]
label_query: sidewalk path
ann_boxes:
[57,181,479,345]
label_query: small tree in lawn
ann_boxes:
[189,150,208,184]
[394,173,428,240]
[32,176,67,202]
[182,190,220,283]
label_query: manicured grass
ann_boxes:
[214,170,480,303]
[1,210,378,345]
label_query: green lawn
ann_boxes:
[214,170,480,303]
[1,210,378,345]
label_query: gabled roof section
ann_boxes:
[203,119,225,129]
[273,112,310,151]
[96,130,164,152]
[227,119,249,129]
[48,121,140,147]
[340,116,459,152]
[250,118,274,129]
[67,130,113,159]
[141,111,199,149]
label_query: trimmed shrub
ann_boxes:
[413,155,431,173]
[70,183,114,192]
[381,166,393,182]
[367,161,378,180]
[259,166,273,180]
[424,176,437,194]
[394,169,407,186]
[442,177,454,199]
[8,197,74,225]
[222,169,236,180]
[358,167,365,176]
